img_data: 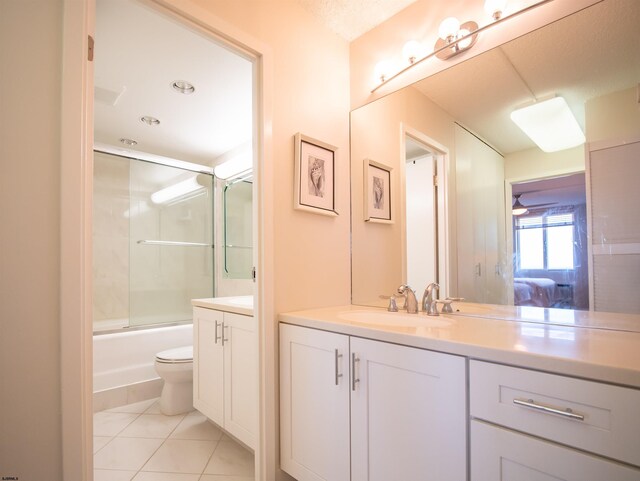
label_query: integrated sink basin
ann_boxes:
[339,310,452,328]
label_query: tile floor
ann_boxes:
[94,398,254,481]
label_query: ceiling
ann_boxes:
[413,0,640,155]
[296,0,418,41]
[94,0,253,168]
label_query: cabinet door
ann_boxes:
[471,420,640,480]
[350,338,466,481]
[193,307,224,425]
[223,312,257,449]
[280,324,350,481]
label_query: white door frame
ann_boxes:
[400,124,450,299]
[60,1,274,479]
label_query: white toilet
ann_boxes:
[154,345,194,415]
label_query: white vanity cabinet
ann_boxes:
[469,360,640,480]
[280,323,467,481]
[193,306,257,449]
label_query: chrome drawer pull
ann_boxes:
[334,349,343,385]
[513,398,585,421]
[351,353,360,391]
[214,321,222,344]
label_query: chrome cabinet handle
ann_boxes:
[214,321,222,344]
[221,323,229,346]
[334,349,343,385]
[513,398,585,421]
[351,353,360,391]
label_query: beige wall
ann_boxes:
[504,145,585,181]
[0,0,64,479]
[586,86,640,144]
[181,0,352,314]
[2,0,350,478]
[351,86,455,305]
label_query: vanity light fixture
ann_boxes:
[370,0,552,93]
[119,138,138,146]
[140,116,160,126]
[510,96,585,153]
[485,0,508,20]
[171,80,195,95]
[434,18,479,60]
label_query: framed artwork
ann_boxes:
[294,133,338,216]
[364,159,392,223]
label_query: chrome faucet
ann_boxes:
[397,284,419,313]
[422,282,440,316]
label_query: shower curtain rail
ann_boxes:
[137,240,213,247]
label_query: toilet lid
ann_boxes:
[156,345,193,363]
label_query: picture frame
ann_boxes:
[294,133,338,216]
[364,159,393,223]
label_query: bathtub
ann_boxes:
[93,323,192,411]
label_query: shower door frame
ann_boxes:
[60,1,274,479]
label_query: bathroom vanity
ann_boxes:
[279,305,640,481]
[192,296,257,449]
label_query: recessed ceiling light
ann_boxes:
[171,80,195,94]
[140,116,160,126]
[119,138,138,146]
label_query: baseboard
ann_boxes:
[93,378,163,412]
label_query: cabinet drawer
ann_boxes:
[470,360,640,467]
[471,420,640,481]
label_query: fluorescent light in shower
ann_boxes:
[214,152,252,180]
[151,175,207,204]
[510,97,585,153]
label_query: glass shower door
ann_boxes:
[129,160,214,327]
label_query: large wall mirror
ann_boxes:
[351,0,640,315]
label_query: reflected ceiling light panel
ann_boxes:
[510,97,585,153]
[485,0,508,20]
[150,175,208,204]
[214,152,252,180]
[402,40,425,65]
[119,138,138,146]
[140,116,160,126]
[171,80,195,94]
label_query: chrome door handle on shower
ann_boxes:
[351,353,360,391]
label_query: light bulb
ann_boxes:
[374,60,391,83]
[457,29,473,49]
[438,17,461,41]
[402,40,424,64]
[484,0,508,20]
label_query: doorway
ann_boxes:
[403,129,449,298]
[510,173,589,310]
[92,0,259,478]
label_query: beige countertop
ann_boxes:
[279,304,640,389]
[192,295,253,316]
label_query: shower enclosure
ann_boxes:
[93,151,214,332]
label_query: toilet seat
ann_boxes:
[156,345,193,364]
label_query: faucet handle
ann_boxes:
[379,294,399,312]
[440,297,464,313]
